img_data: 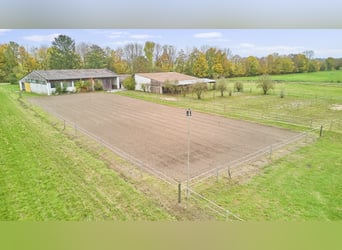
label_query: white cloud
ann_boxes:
[0,29,11,35]
[129,34,159,39]
[193,32,222,39]
[109,31,129,39]
[235,43,307,57]
[239,43,255,48]
[23,33,60,42]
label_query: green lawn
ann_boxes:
[229,70,342,83]
[195,132,342,221]
[117,82,342,132]
[0,84,174,221]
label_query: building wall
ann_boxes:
[29,83,50,95]
[135,75,151,91]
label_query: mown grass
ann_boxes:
[116,80,342,132]
[229,70,342,83]
[0,84,174,221]
[194,132,342,221]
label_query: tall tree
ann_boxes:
[193,52,209,78]
[144,41,155,72]
[175,49,187,73]
[245,56,260,76]
[48,35,81,69]
[123,43,143,73]
[84,44,107,69]
[291,54,308,73]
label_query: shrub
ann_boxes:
[94,80,103,91]
[191,82,208,100]
[256,74,274,95]
[123,75,136,90]
[234,81,244,92]
[216,80,227,97]
[55,85,67,95]
[280,89,285,98]
[75,80,90,93]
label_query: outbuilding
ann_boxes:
[134,72,215,94]
[19,69,121,95]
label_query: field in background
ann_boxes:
[228,70,342,83]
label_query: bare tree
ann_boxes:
[123,43,143,73]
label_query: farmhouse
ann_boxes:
[19,69,121,95]
[134,72,215,94]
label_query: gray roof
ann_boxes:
[20,69,118,81]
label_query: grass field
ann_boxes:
[116,81,342,132]
[195,131,342,221]
[0,84,174,221]
[228,70,342,83]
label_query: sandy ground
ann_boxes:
[29,93,298,182]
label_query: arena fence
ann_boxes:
[21,93,340,221]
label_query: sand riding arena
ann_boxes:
[29,93,301,183]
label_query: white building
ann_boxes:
[19,69,121,95]
[134,72,215,94]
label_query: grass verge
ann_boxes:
[0,85,174,221]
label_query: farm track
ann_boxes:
[29,93,299,182]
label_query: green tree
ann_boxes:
[216,79,227,97]
[175,49,187,73]
[122,75,136,90]
[84,44,107,69]
[48,35,81,69]
[193,52,209,78]
[325,57,336,71]
[234,81,244,92]
[245,56,260,76]
[257,74,274,95]
[144,41,155,72]
[291,54,308,73]
[191,82,208,99]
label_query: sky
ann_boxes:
[0,29,341,58]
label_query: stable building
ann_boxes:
[19,69,121,95]
[134,72,215,94]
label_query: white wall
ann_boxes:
[134,75,151,91]
[29,83,49,95]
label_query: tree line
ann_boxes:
[1,34,341,84]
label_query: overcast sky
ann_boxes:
[0,29,341,58]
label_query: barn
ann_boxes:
[19,69,121,95]
[134,72,215,94]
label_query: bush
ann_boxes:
[94,80,103,91]
[216,80,227,97]
[234,81,244,92]
[123,75,136,90]
[256,74,274,95]
[191,82,208,100]
[280,89,285,98]
[55,85,67,95]
[75,80,90,93]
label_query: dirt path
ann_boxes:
[29,93,298,182]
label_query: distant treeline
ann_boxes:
[1,34,341,84]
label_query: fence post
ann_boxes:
[63,120,66,130]
[270,144,273,159]
[319,125,323,137]
[228,166,231,179]
[74,123,77,136]
[178,183,181,203]
[216,168,219,182]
